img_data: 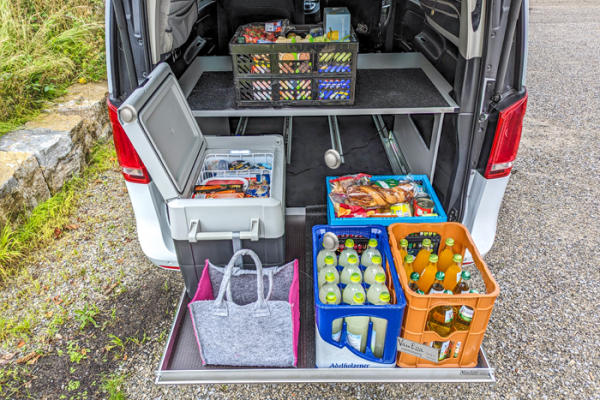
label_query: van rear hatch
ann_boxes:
[155,210,495,384]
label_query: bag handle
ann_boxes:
[212,249,270,318]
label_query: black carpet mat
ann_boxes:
[187,69,451,112]
[286,115,394,207]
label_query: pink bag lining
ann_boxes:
[189,258,300,367]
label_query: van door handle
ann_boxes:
[188,218,259,242]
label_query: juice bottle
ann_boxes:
[403,254,415,280]
[431,341,451,361]
[454,303,474,331]
[363,255,384,286]
[318,255,340,287]
[361,239,382,267]
[427,271,445,294]
[317,245,337,272]
[366,273,387,304]
[443,254,463,291]
[452,270,471,294]
[437,238,456,273]
[319,272,342,304]
[413,239,433,275]
[408,272,425,294]
[339,239,359,267]
[342,273,365,304]
[326,292,343,342]
[398,239,409,264]
[345,293,369,353]
[427,301,454,337]
[370,292,390,358]
[418,254,439,293]
[340,255,362,285]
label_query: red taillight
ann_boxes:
[160,265,180,270]
[107,100,150,184]
[484,93,528,179]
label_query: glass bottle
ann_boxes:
[427,301,454,337]
[398,239,409,264]
[403,254,414,281]
[418,254,439,293]
[452,270,471,294]
[408,272,425,294]
[413,239,433,275]
[443,254,463,291]
[427,271,446,294]
[437,238,456,273]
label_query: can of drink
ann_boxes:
[390,202,413,217]
[414,198,435,216]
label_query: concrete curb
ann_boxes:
[0,82,112,224]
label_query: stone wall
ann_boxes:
[0,83,111,225]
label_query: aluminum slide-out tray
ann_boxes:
[155,213,496,384]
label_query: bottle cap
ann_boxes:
[453,254,463,263]
[344,238,355,248]
[445,238,455,246]
[325,272,336,282]
[422,238,432,247]
[429,254,439,263]
[461,270,471,280]
[444,290,453,295]
[410,272,420,281]
[324,255,335,265]
[371,255,382,265]
[350,272,361,283]
[399,239,408,248]
[417,289,425,295]
[368,238,378,248]
[470,289,480,294]
[435,271,445,281]
[326,292,337,303]
[404,254,415,264]
[379,292,391,303]
[347,254,358,264]
[375,273,385,283]
[353,292,365,304]
[322,232,339,251]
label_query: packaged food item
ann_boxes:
[194,184,245,193]
[254,163,272,170]
[245,180,270,198]
[228,160,251,170]
[414,198,435,216]
[193,191,245,199]
[390,202,413,217]
[206,159,229,171]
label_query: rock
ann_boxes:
[0,115,85,194]
[0,151,51,224]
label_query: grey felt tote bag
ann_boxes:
[188,249,300,367]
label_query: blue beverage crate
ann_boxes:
[313,225,406,366]
[326,174,448,226]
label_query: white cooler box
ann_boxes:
[119,63,285,298]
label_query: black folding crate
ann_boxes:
[230,24,358,107]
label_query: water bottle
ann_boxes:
[363,255,385,286]
[361,238,382,267]
[338,239,359,267]
[367,273,387,304]
[340,254,362,285]
[319,272,342,304]
[342,273,365,304]
[345,292,369,353]
[318,256,340,287]
[326,292,343,342]
[317,245,337,272]
[370,291,390,358]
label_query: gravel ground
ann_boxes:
[4,0,600,398]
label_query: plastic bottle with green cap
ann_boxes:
[318,255,340,287]
[338,238,359,267]
[408,272,425,294]
[367,273,388,304]
[452,270,471,294]
[340,254,362,285]
[404,254,415,280]
[345,292,369,353]
[326,293,343,342]
[361,238,382,267]
[444,254,464,291]
[370,291,390,358]
[318,272,342,304]
[342,272,365,304]
[413,238,433,275]
[419,254,440,293]
[317,244,337,272]
[399,239,409,266]
[437,238,456,273]
[363,255,385,286]
[427,271,446,294]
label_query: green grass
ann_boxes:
[0,0,106,135]
[100,373,127,400]
[0,140,117,280]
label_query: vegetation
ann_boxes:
[100,373,127,400]
[0,0,106,135]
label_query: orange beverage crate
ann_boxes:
[388,222,500,368]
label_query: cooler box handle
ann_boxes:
[188,218,259,242]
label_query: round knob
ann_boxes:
[322,232,339,251]
[324,149,341,169]
[119,106,136,123]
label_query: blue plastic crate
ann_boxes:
[326,174,448,226]
[313,225,406,366]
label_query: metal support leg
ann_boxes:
[283,116,293,164]
[373,115,410,175]
[234,117,249,136]
[328,115,344,164]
